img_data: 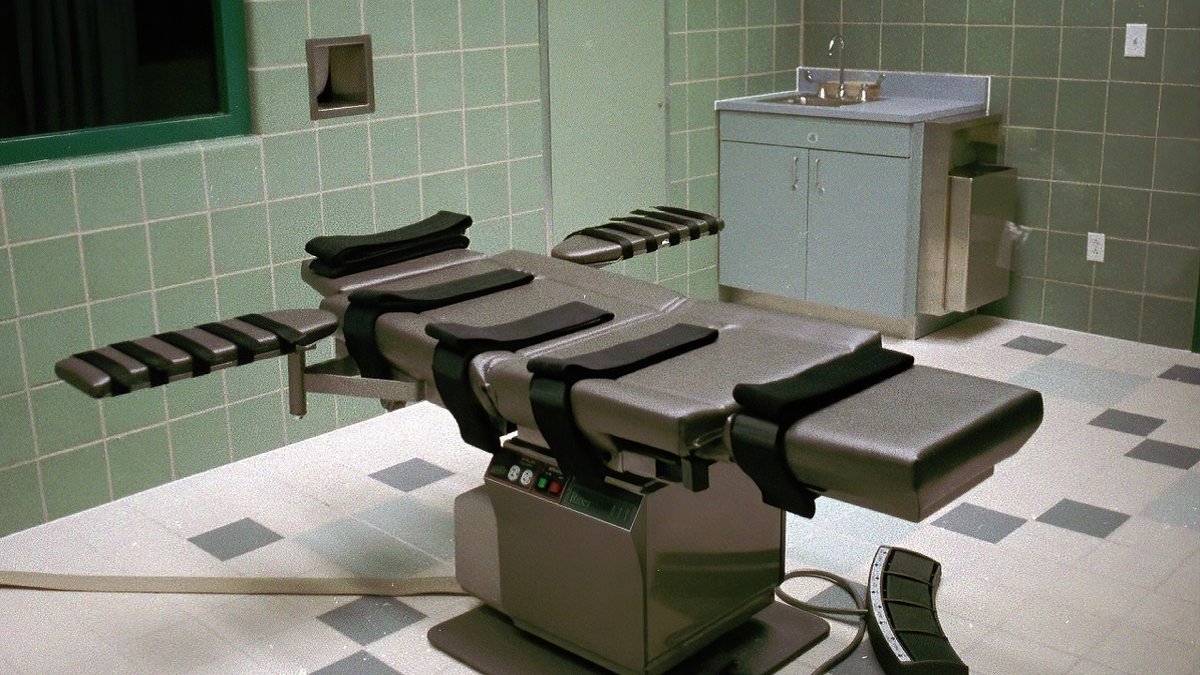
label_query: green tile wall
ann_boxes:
[0,0,545,536]
[648,0,803,298]
[804,0,1199,349]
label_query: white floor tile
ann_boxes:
[113,617,249,675]
[1121,591,1200,648]
[961,628,1081,675]
[1087,624,1197,675]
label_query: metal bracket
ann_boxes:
[287,347,423,417]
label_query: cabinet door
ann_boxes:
[718,141,808,299]
[806,150,911,318]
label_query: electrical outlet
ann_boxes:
[1087,232,1105,262]
[1125,24,1147,58]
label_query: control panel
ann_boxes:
[486,450,568,503]
[866,546,967,675]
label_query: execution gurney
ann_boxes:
[56,208,1043,675]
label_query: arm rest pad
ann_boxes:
[785,366,1043,521]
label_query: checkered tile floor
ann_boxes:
[0,317,1196,675]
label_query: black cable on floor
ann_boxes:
[776,568,869,675]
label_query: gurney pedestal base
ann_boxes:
[429,601,829,675]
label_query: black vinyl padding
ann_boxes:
[238,312,338,349]
[155,330,239,373]
[428,302,615,453]
[426,302,614,352]
[198,320,281,364]
[655,205,723,235]
[305,211,472,278]
[728,347,915,519]
[630,209,703,239]
[72,349,148,395]
[111,340,190,385]
[614,215,686,245]
[343,268,536,379]
[733,347,915,424]
[528,323,720,487]
[579,226,636,259]
[527,323,719,382]
[601,222,661,251]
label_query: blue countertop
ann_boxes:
[716,69,991,124]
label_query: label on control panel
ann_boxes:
[487,451,569,504]
[561,481,642,530]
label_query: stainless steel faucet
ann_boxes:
[828,34,845,99]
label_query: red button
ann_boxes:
[548,481,562,495]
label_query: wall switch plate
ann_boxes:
[1087,232,1106,262]
[1125,24,1147,58]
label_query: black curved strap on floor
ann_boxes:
[579,226,636,259]
[426,302,614,454]
[342,268,535,380]
[728,346,915,518]
[305,211,472,278]
[527,323,719,488]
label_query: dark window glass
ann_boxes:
[0,0,220,140]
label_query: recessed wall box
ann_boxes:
[306,35,375,120]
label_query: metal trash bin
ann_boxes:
[944,164,1017,313]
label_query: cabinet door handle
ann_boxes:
[791,156,800,191]
[813,156,824,194]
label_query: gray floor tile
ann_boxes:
[317,597,425,646]
[1036,499,1131,539]
[931,503,1027,544]
[1143,474,1200,530]
[1159,365,1200,385]
[355,497,456,561]
[1088,409,1165,437]
[187,517,283,562]
[1009,360,1145,408]
[1125,439,1200,470]
[295,518,439,579]
[1004,335,1066,355]
[370,458,453,492]
[311,650,403,675]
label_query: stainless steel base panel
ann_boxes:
[429,601,829,675]
[455,449,789,675]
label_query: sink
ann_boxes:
[760,93,864,107]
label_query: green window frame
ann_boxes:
[0,0,249,166]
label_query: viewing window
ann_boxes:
[0,0,249,165]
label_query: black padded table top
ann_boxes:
[785,366,1043,521]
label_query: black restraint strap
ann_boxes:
[527,323,718,488]
[655,205,723,235]
[579,227,636,259]
[111,341,188,387]
[426,302,614,454]
[198,322,282,364]
[308,235,469,278]
[602,222,660,252]
[305,211,472,278]
[342,268,535,380]
[614,215,685,245]
[154,331,237,375]
[728,346,915,517]
[631,209,703,239]
[73,350,146,395]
